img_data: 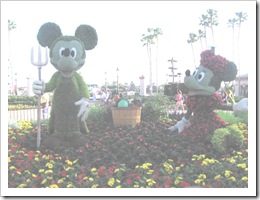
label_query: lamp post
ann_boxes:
[168,57,177,83]
[104,72,107,91]
[116,68,119,94]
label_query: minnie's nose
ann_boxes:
[185,70,190,76]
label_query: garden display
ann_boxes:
[168,50,248,152]
[8,24,249,189]
[32,22,98,149]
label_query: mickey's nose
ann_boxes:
[61,48,70,57]
[185,70,191,76]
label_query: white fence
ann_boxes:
[8,108,51,122]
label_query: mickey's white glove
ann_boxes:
[168,117,189,134]
[33,80,45,95]
[75,98,89,121]
[233,98,248,112]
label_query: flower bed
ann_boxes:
[8,117,248,188]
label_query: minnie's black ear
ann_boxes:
[75,25,98,50]
[219,62,238,82]
[37,22,62,48]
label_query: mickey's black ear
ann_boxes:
[219,62,238,82]
[37,22,62,48]
[75,25,98,50]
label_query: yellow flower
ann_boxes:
[32,174,37,178]
[230,176,236,182]
[108,178,115,187]
[45,170,53,174]
[224,170,232,178]
[198,174,207,179]
[194,179,202,184]
[91,184,99,188]
[241,177,248,181]
[135,165,140,169]
[39,169,45,173]
[8,157,11,163]
[9,166,16,170]
[146,179,156,187]
[116,185,121,188]
[65,160,73,166]
[89,177,94,182]
[72,159,78,164]
[229,158,236,164]
[49,184,59,188]
[18,184,27,188]
[46,162,54,169]
[67,183,75,188]
[58,178,65,184]
[34,157,39,162]
[116,179,121,183]
[26,179,31,183]
[147,170,154,175]
[174,179,179,185]
[175,167,180,171]
[134,184,139,188]
[41,179,47,185]
[214,175,221,180]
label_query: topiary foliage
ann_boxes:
[211,124,244,154]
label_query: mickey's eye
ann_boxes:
[192,69,198,76]
[197,72,205,82]
[59,47,65,57]
[71,48,77,59]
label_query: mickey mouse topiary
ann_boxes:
[33,22,98,149]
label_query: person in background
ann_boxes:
[222,91,228,105]
[112,92,120,102]
[41,93,50,119]
[174,90,185,114]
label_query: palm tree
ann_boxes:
[187,33,198,68]
[152,28,163,93]
[8,20,16,95]
[199,14,209,48]
[197,29,205,51]
[207,9,219,47]
[235,12,248,96]
[227,18,236,61]
[141,29,155,95]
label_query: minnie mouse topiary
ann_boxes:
[168,49,248,152]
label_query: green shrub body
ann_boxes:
[211,124,244,154]
[45,72,89,135]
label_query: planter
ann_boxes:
[111,107,142,127]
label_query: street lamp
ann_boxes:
[168,57,177,83]
[104,72,107,91]
[116,68,119,94]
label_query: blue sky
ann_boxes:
[2,1,256,87]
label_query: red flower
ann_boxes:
[61,170,67,177]
[125,178,132,185]
[181,182,191,188]
[97,166,106,176]
[77,173,85,180]
[108,167,115,174]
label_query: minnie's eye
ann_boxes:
[71,47,77,59]
[59,47,65,57]
[192,69,198,76]
[197,72,205,82]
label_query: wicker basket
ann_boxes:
[111,107,142,127]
